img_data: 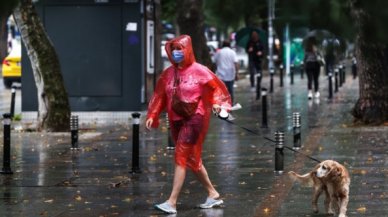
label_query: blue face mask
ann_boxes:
[172,50,184,63]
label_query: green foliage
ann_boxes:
[204,0,242,28]
[351,0,388,43]
[12,114,22,121]
[276,0,353,38]
[204,0,267,38]
[275,0,388,43]
[161,0,388,44]
[161,0,176,23]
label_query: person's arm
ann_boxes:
[206,74,232,110]
[246,41,254,53]
[233,51,239,80]
[234,62,239,81]
[256,43,264,57]
[146,73,168,129]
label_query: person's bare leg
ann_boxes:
[166,164,186,208]
[194,164,219,199]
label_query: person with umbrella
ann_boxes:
[246,31,265,91]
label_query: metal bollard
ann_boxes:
[279,64,284,87]
[334,67,339,93]
[292,112,301,150]
[300,62,304,79]
[255,73,262,100]
[274,131,284,174]
[130,112,141,174]
[290,64,294,85]
[339,65,343,87]
[261,88,268,128]
[269,68,274,93]
[166,113,175,150]
[10,85,16,118]
[70,115,79,150]
[342,64,346,84]
[352,58,357,79]
[328,72,333,99]
[1,113,13,174]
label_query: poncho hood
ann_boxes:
[165,34,196,69]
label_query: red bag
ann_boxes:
[171,69,199,119]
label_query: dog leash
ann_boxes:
[223,119,322,163]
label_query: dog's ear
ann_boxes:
[331,166,343,177]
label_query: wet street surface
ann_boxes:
[1,68,387,217]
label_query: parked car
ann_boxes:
[2,40,21,88]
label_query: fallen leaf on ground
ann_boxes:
[74,195,82,201]
[122,198,132,203]
[357,206,367,213]
[149,155,157,161]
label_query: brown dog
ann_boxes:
[288,160,350,217]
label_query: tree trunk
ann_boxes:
[351,4,388,125]
[13,0,70,131]
[176,0,214,70]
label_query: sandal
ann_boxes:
[199,197,224,209]
[154,201,177,214]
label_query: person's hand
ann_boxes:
[257,51,262,56]
[212,104,221,115]
[146,118,153,130]
[248,47,253,52]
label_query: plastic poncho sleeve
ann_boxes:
[204,70,232,110]
[146,73,167,128]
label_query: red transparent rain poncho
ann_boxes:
[147,35,231,171]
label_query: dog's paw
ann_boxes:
[327,209,335,215]
[338,214,346,217]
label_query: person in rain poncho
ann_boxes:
[146,35,232,214]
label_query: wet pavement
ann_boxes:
[1,66,388,217]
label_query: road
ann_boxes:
[3,66,386,217]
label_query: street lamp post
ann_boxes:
[268,0,275,72]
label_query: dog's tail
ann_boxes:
[288,171,314,187]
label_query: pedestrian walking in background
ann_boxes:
[145,35,231,214]
[214,40,239,104]
[246,31,264,90]
[304,41,322,99]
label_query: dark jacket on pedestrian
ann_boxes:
[246,40,264,69]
